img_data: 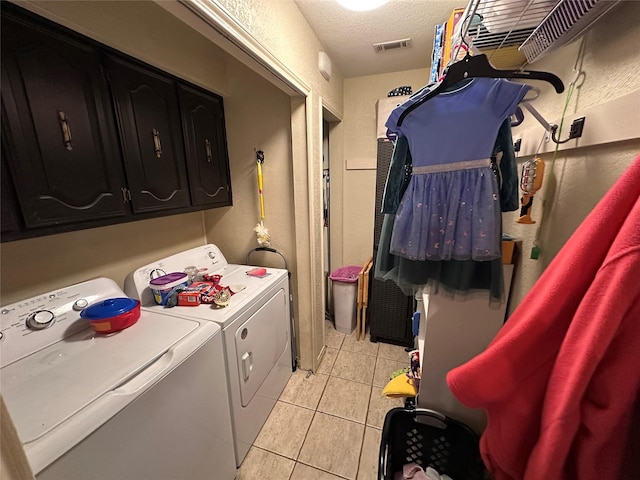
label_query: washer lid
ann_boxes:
[139,264,288,328]
[1,311,202,445]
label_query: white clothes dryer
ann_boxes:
[0,277,236,480]
[124,244,293,466]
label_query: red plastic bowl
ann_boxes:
[81,298,141,334]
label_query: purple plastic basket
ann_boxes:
[329,265,361,283]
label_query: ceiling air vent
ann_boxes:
[373,38,412,53]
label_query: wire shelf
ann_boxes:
[519,0,620,62]
[453,0,620,68]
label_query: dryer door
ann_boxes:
[234,288,288,407]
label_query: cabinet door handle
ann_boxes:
[152,129,162,158]
[58,111,73,151]
[205,139,212,163]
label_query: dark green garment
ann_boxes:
[381,135,412,215]
[495,118,519,212]
[375,213,505,304]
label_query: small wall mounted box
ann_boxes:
[318,51,332,81]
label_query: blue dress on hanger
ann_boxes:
[386,78,530,262]
[375,118,519,303]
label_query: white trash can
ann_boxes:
[330,266,361,335]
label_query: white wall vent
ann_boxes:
[373,38,412,53]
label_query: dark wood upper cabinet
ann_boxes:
[0,5,233,242]
[105,55,191,214]
[178,84,232,208]
[1,130,22,235]
[0,12,128,228]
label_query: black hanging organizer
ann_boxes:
[369,139,415,347]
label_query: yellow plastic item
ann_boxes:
[256,160,265,220]
[254,150,270,247]
[382,374,418,398]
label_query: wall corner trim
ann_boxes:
[180,0,311,97]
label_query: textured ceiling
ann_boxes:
[294,0,464,78]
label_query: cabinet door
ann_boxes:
[105,55,190,214]
[0,12,128,228]
[178,84,232,207]
[1,130,22,235]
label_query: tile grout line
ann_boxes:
[329,372,376,388]
[330,349,376,387]
[355,417,370,480]
[252,327,409,479]
[298,410,368,480]
[319,326,409,478]
[315,402,371,426]
[286,409,318,480]
[276,370,330,411]
[253,368,332,478]
[303,357,369,480]
[285,362,333,479]
[275,398,320,413]
[317,376,371,420]
[294,457,352,480]
[247,445,296,479]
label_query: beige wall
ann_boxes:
[215,0,344,112]
[341,69,429,267]
[1,214,207,306]
[204,60,295,266]
[339,3,640,313]
[211,0,346,369]
[202,58,301,350]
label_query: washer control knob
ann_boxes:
[26,310,55,330]
[0,331,3,340]
[73,299,89,311]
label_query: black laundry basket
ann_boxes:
[378,407,486,480]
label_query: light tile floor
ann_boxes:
[237,321,411,480]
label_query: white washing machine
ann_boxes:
[0,277,236,480]
[124,244,293,466]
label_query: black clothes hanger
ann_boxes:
[396,53,565,127]
[511,106,525,127]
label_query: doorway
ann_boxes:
[323,118,331,320]
[320,105,342,365]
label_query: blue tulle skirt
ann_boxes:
[390,166,502,261]
[376,214,504,305]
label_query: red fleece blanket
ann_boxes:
[447,153,640,480]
